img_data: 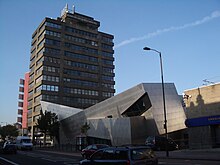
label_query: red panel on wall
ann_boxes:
[22,72,29,129]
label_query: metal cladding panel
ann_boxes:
[142,83,186,135]
[40,101,83,121]
[85,84,146,119]
[87,118,131,146]
[47,83,186,145]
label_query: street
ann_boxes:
[0,150,220,165]
[0,150,81,165]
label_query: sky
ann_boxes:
[0,0,220,125]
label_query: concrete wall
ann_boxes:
[184,83,220,118]
[184,83,220,149]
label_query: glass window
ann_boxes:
[91,150,103,160]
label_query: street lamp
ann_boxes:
[143,46,169,157]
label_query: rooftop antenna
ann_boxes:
[72,5,75,14]
[61,3,69,17]
[203,79,214,86]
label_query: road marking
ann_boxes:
[0,156,20,165]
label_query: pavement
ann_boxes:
[36,148,220,161]
[155,148,220,161]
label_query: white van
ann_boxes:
[16,136,33,150]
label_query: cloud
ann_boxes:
[114,11,220,49]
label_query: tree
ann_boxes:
[0,124,19,140]
[81,122,90,135]
[36,110,60,145]
[48,113,60,144]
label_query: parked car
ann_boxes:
[16,136,33,150]
[145,136,178,151]
[80,145,158,165]
[81,144,109,159]
[2,141,17,154]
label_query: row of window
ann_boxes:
[63,69,98,79]
[64,87,99,96]
[65,26,97,38]
[101,43,112,50]
[44,56,60,64]
[102,92,114,97]
[103,67,114,74]
[101,36,113,43]
[45,47,61,56]
[42,94,59,102]
[102,83,114,89]
[46,30,61,38]
[64,60,98,71]
[42,85,59,92]
[65,34,98,47]
[63,97,98,105]
[63,78,98,87]
[43,75,59,82]
[65,43,98,54]
[35,75,60,86]
[65,51,98,63]
[102,75,114,81]
[45,39,60,46]
[44,66,60,73]
[45,22,61,29]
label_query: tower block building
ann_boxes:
[28,5,115,137]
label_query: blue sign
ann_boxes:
[185,115,220,127]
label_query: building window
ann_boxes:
[102,83,114,89]
[63,78,98,87]
[64,60,98,71]
[37,39,45,49]
[65,43,98,54]
[35,76,43,84]
[65,26,97,38]
[45,22,61,29]
[43,75,59,82]
[102,59,113,65]
[42,95,59,102]
[102,75,114,81]
[43,66,59,73]
[45,39,60,46]
[102,92,114,97]
[103,67,114,73]
[63,87,98,96]
[65,34,98,46]
[64,51,98,63]
[45,48,61,56]
[45,30,61,38]
[44,56,60,64]
[42,85,59,92]
[100,51,113,58]
[63,69,98,79]
[101,43,112,50]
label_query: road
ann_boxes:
[0,150,220,165]
[0,150,82,165]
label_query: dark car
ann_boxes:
[81,144,109,158]
[80,146,158,165]
[2,141,17,154]
[145,136,178,151]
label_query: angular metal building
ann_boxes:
[41,83,186,146]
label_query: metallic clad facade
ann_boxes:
[41,83,186,146]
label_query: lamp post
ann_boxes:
[143,46,169,157]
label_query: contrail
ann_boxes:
[114,10,220,49]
